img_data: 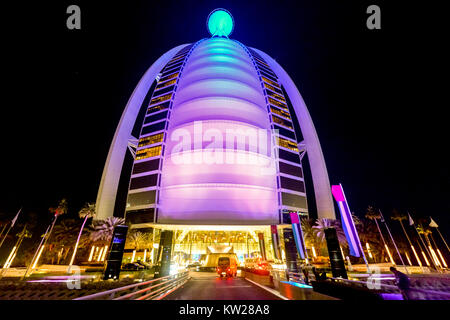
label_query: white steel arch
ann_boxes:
[95,44,189,220]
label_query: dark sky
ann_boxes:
[1,1,448,235]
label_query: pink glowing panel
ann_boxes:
[331,185,345,202]
[162,150,276,187]
[158,185,278,224]
[290,212,300,224]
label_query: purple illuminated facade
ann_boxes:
[96,24,336,229]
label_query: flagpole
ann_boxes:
[332,184,370,273]
[0,208,22,249]
[398,218,423,269]
[379,210,408,273]
[0,224,27,279]
[429,217,450,253]
[23,213,60,279]
[408,212,437,271]
[0,224,8,241]
[0,224,13,250]
[22,223,52,279]
[436,228,450,253]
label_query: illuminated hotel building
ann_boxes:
[96,10,335,268]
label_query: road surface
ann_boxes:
[164,271,282,300]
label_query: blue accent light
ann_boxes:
[207,9,234,37]
[280,281,313,289]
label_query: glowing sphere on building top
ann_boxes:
[207,9,234,37]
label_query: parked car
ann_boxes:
[244,258,258,271]
[187,261,201,268]
[136,260,151,269]
[122,263,145,271]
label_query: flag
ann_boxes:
[429,217,439,228]
[379,210,385,223]
[290,212,307,260]
[331,184,364,257]
[408,213,414,226]
[10,208,22,228]
[270,225,282,260]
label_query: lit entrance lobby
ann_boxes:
[123,225,289,269]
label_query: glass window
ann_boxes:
[144,111,168,124]
[270,106,291,120]
[138,133,164,148]
[254,57,269,68]
[167,55,185,66]
[280,176,305,193]
[132,158,160,174]
[150,93,172,106]
[248,48,264,61]
[129,174,158,190]
[260,70,278,83]
[264,82,283,94]
[281,192,307,208]
[141,121,166,135]
[127,190,156,207]
[136,145,162,160]
[267,90,286,103]
[272,115,293,129]
[278,148,300,164]
[277,137,298,151]
[159,72,179,83]
[162,65,181,77]
[156,79,177,91]
[262,76,280,88]
[153,85,175,97]
[268,97,288,111]
[279,161,303,178]
[164,60,183,72]
[169,54,185,63]
[258,64,277,78]
[125,208,155,225]
[147,101,169,114]
[144,111,168,125]
[274,125,296,140]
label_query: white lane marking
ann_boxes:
[244,278,289,300]
[216,285,252,289]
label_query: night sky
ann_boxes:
[1,1,448,236]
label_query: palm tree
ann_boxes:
[357,218,383,262]
[46,198,68,243]
[90,217,125,245]
[126,230,146,250]
[313,219,347,244]
[43,199,68,260]
[47,219,79,264]
[365,206,391,262]
[417,224,438,269]
[313,218,348,257]
[68,203,96,270]
[301,218,319,249]
[391,209,411,245]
